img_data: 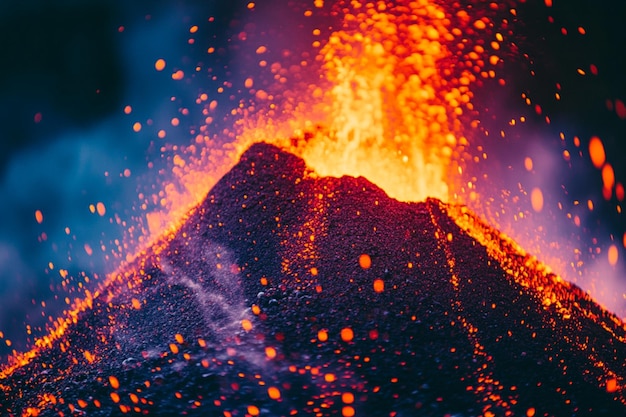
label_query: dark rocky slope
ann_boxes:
[2,143,625,416]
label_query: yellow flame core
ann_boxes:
[284,1,474,202]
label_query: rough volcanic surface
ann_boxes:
[2,143,626,416]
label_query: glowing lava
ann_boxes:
[146,0,508,234]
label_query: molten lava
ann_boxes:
[143,0,506,236]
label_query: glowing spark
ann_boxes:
[268,386,281,400]
[373,278,384,293]
[609,245,619,267]
[155,58,166,71]
[317,329,328,342]
[359,253,371,269]
[109,375,120,390]
[531,188,544,212]
[589,136,606,169]
[340,327,354,342]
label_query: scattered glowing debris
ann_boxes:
[342,392,354,404]
[241,319,253,332]
[265,346,277,359]
[340,327,354,342]
[268,386,281,400]
[317,329,328,342]
[131,298,141,310]
[359,254,371,269]
[531,188,544,213]
[155,58,166,71]
[615,99,626,119]
[609,245,619,266]
[83,350,95,363]
[342,406,355,417]
[96,202,106,216]
[524,157,533,171]
[109,375,120,390]
[602,164,615,191]
[373,278,384,293]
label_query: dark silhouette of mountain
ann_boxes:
[2,142,625,416]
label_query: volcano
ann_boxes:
[2,143,625,416]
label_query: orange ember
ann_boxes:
[288,1,467,202]
[589,136,606,169]
[358,253,371,269]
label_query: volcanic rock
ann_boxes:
[2,142,625,416]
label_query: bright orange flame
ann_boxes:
[133,0,498,248]
[284,1,473,203]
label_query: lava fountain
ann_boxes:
[1,0,625,416]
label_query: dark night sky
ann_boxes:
[0,0,625,355]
